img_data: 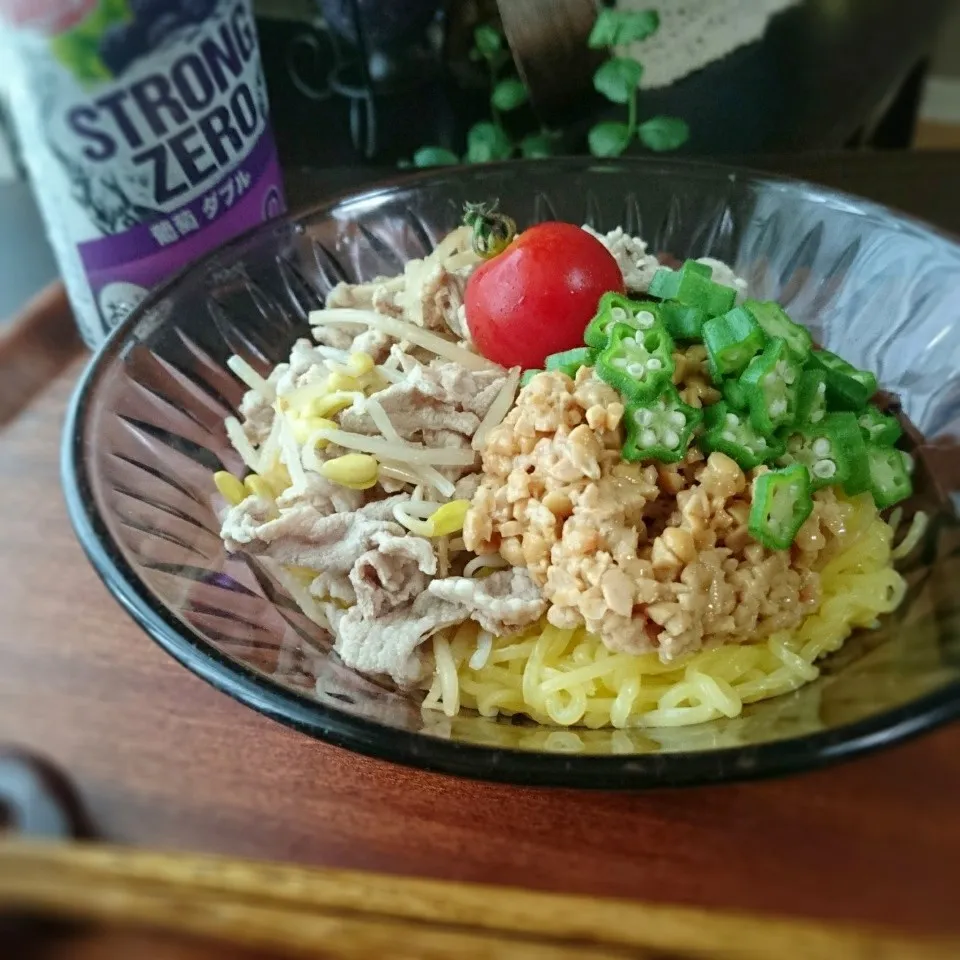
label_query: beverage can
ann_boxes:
[0,0,287,347]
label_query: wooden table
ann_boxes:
[2,153,959,941]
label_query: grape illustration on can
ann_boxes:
[48,0,221,80]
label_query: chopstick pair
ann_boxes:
[0,840,955,960]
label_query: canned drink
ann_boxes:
[0,0,287,347]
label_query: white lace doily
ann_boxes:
[616,0,801,90]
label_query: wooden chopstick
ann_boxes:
[0,841,955,959]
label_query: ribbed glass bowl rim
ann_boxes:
[62,157,960,788]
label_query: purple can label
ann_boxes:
[79,128,284,323]
[2,0,286,342]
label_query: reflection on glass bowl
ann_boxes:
[63,158,960,788]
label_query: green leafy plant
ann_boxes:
[588,7,660,46]
[470,24,527,159]
[411,146,460,167]
[410,24,533,166]
[404,6,687,167]
[587,10,689,156]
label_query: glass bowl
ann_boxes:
[63,158,960,787]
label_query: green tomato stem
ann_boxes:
[627,86,638,139]
[463,201,516,258]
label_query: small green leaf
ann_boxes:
[520,132,554,159]
[587,9,618,48]
[588,121,631,158]
[618,10,660,43]
[636,116,690,151]
[473,24,502,60]
[588,9,660,48]
[491,77,528,111]
[466,122,513,163]
[592,57,643,104]
[413,146,460,168]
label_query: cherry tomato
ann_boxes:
[464,222,624,369]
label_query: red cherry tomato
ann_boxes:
[464,222,624,369]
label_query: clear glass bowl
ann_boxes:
[63,158,960,787]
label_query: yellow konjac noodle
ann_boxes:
[422,493,906,730]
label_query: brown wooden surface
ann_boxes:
[2,154,959,943]
[0,283,80,427]
[3,841,958,960]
